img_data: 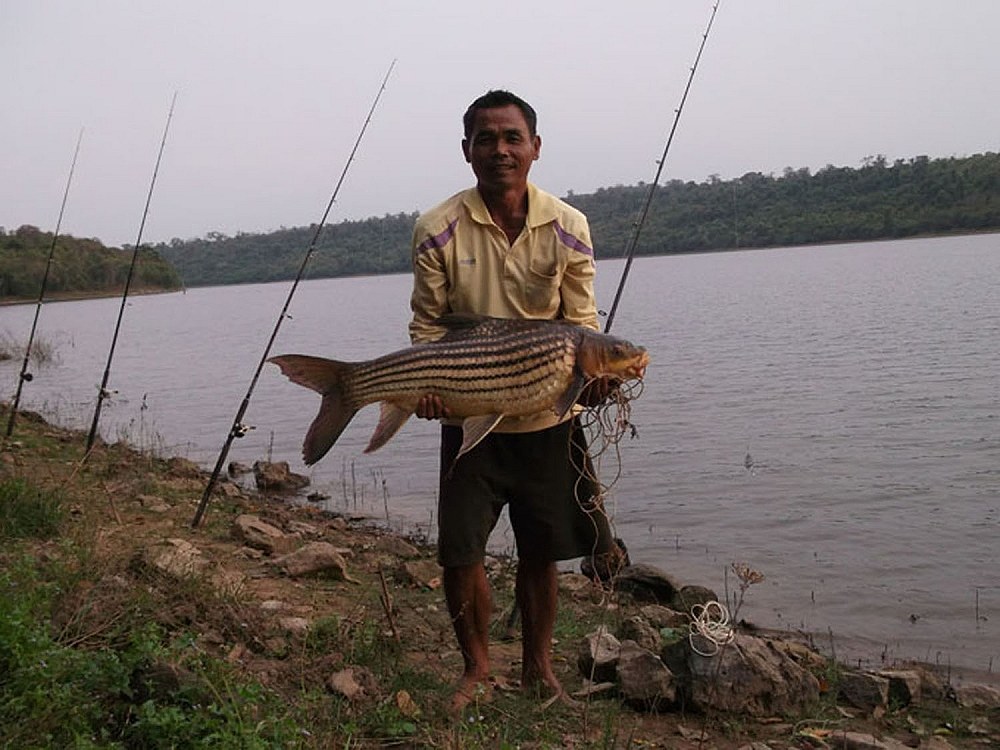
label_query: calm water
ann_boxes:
[2,234,997,673]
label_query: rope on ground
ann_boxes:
[688,600,735,657]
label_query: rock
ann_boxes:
[671,584,720,614]
[953,683,1000,709]
[689,633,820,716]
[558,572,594,595]
[580,537,630,582]
[578,627,621,683]
[215,481,243,498]
[274,542,357,581]
[639,604,690,631]
[232,514,297,555]
[277,616,311,634]
[613,563,681,604]
[838,671,889,712]
[373,536,420,558]
[572,681,618,699]
[253,460,310,493]
[228,461,251,476]
[286,520,322,538]
[326,666,378,701]
[167,456,203,478]
[877,669,922,707]
[618,615,662,653]
[617,640,677,711]
[398,559,441,589]
[135,538,207,579]
[136,493,171,512]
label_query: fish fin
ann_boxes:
[435,312,491,340]
[554,371,588,418]
[269,354,356,465]
[458,414,505,458]
[364,402,412,453]
[302,394,358,465]
[268,354,351,394]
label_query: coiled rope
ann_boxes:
[689,600,736,656]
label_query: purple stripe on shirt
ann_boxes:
[553,221,593,257]
[416,217,459,254]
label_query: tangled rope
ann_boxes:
[688,600,736,657]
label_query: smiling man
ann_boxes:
[408,90,616,714]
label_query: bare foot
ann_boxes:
[520,675,582,710]
[448,676,493,716]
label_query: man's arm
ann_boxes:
[409,221,452,418]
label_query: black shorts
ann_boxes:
[436,419,614,568]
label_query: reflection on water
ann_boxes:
[2,233,997,673]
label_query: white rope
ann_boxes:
[689,600,735,657]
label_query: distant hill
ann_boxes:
[0,226,182,303]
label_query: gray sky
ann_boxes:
[3,1,998,248]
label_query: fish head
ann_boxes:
[577,330,649,381]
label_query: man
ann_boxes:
[409,90,615,713]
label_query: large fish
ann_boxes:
[268,314,649,465]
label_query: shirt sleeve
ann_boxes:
[408,221,450,343]
[558,219,599,331]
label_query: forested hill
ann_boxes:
[161,150,1000,287]
[0,226,182,302]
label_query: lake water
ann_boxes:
[2,234,997,675]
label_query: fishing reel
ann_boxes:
[231,422,256,439]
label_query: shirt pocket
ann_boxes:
[522,259,561,316]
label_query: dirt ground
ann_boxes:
[2,408,998,748]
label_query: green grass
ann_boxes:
[0,477,64,539]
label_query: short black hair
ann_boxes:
[463,90,538,138]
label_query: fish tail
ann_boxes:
[268,355,358,465]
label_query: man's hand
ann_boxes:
[415,394,451,420]
[577,377,620,408]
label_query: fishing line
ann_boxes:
[6,128,84,438]
[85,92,178,454]
[603,0,721,334]
[191,59,397,528]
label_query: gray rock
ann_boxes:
[373,535,420,558]
[578,627,621,684]
[877,669,922,707]
[671,584,720,614]
[274,542,357,580]
[639,604,690,630]
[135,538,207,579]
[399,559,442,589]
[326,666,378,701]
[953,683,1000,709]
[689,633,820,716]
[838,671,889,711]
[613,563,681,604]
[253,460,310,493]
[617,640,677,710]
[618,615,662,653]
[232,514,297,555]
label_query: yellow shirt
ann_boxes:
[408,182,598,433]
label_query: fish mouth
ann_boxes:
[627,351,650,379]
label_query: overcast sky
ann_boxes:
[3,1,998,248]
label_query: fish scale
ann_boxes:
[269,314,648,465]
[347,334,576,412]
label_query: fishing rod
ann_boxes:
[603,1,720,334]
[85,92,178,454]
[5,129,85,438]
[191,59,397,528]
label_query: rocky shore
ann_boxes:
[2,407,998,748]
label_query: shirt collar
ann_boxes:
[463,182,558,229]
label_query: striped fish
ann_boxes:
[268,314,649,465]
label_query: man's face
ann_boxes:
[463,104,541,193]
